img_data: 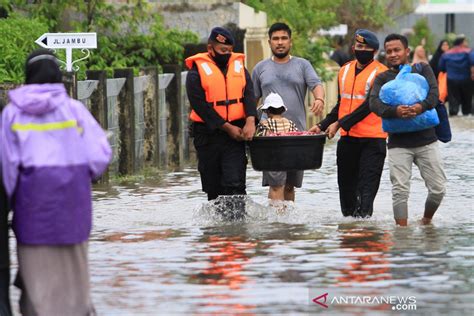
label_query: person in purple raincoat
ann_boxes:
[0,48,112,315]
[0,99,12,316]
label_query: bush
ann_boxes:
[409,18,435,54]
[0,2,200,83]
[0,15,48,83]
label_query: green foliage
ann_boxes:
[444,33,458,46]
[0,1,199,83]
[307,37,334,80]
[338,0,415,43]
[0,14,48,83]
[244,0,415,79]
[111,166,164,185]
[409,18,435,54]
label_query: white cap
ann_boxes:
[259,93,287,111]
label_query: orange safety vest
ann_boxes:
[438,71,448,103]
[185,52,246,123]
[338,60,388,138]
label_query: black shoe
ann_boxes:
[215,196,247,221]
[341,208,355,217]
[353,207,373,218]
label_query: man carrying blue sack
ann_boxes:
[370,34,446,227]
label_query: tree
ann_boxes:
[337,0,415,44]
[0,14,48,83]
[243,0,416,78]
[0,1,199,82]
[243,0,341,79]
[409,17,435,54]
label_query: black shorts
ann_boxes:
[262,170,304,187]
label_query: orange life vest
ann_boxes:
[338,60,388,138]
[185,52,246,123]
[438,71,448,103]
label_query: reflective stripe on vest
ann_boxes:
[340,68,378,100]
[340,63,351,94]
[185,52,246,123]
[338,60,388,138]
[12,120,83,134]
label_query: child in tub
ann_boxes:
[255,93,298,201]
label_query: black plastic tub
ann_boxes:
[248,134,326,171]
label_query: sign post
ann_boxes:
[35,32,97,72]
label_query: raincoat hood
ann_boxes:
[8,83,67,115]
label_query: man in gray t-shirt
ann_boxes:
[252,22,325,201]
[253,57,322,130]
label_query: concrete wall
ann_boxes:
[150,0,240,42]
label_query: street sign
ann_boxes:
[34,32,97,72]
[35,32,97,49]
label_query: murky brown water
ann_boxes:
[9,117,474,315]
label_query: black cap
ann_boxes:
[355,29,379,50]
[209,27,234,46]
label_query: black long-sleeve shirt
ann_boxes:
[185,62,257,132]
[318,67,372,132]
[369,63,438,148]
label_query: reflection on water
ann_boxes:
[8,117,473,315]
[336,224,393,286]
[190,229,258,315]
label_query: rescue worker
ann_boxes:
[309,29,388,218]
[185,27,257,218]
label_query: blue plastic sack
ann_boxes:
[380,64,439,133]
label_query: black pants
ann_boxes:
[447,79,472,115]
[337,137,386,217]
[193,128,247,201]
[0,181,11,316]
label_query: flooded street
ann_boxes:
[10,117,474,315]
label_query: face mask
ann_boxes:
[211,48,231,67]
[354,49,375,65]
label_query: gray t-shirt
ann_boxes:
[252,57,322,130]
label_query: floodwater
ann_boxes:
[9,117,473,315]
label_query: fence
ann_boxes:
[0,64,338,181]
[0,65,188,179]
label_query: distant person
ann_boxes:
[252,22,325,202]
[430,40,450,103]
[255,93,298,201]
[0,100,11,316]
[309,29,388,218]
[429,40,450,78]
[370,34,446,227]
[376,50,387,66]
[1,48,112,314]
[412,44,429,65]
[330,36,352,67]
[439,35,474,115]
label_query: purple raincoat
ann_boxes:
[0,83,112,245]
